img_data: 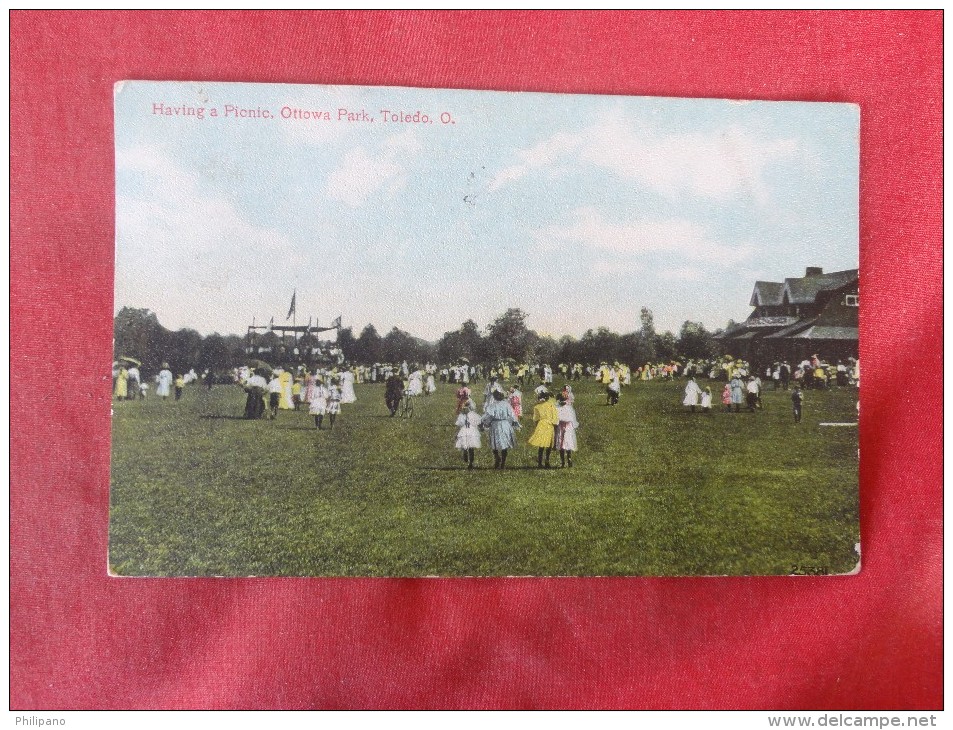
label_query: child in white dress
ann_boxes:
[555,397,579,468]
[700,386,713,413]
[454,402,481,470]
[309,378,330,429]
[326,379,342,430]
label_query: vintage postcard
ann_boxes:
[111,81,859,576]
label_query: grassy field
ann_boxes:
[109,378,859,576]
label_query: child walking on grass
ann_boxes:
[309,377,329,429]
[326,378,342,430]
[455,401,481,469]
[701,386,712,413]
[792,385,803,423]
[528,391,559,469]
[555,396,579,468]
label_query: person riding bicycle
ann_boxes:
[385,371,404,417]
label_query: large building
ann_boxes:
[717,266,858,366]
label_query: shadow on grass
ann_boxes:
[417,465,558,472]
[199,415,246,420]
[418,466,487,472]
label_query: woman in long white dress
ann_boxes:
[156,364,173,399]
[683,376,703,412]
[339,369,357,404]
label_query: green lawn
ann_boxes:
[109,378,859,576]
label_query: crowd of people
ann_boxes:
[679,354,859,422]
[233,365,357,427]
[452,380,580,470]
[112,361,201,401]
[114,350,857,438]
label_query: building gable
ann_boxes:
[781,268,858,305]
[749,281,784,307]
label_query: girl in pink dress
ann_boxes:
[508,386,522,420]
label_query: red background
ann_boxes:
[10,11,942,710]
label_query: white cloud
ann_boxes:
[583,119,798,204]
[488,131,581,192]
[115,145,298,330]
[533,207,752,264]
[383,127,423,155]
[488,115,800,204]
[325,147,404,207]
[324,128,420,208]
[661,266,706,281]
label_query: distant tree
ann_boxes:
[556,335,578,364]
[619,331,656,366]
[166,328,203,374]
[417,339,438,364]
[382,327,420,364]
[677,321,718,360]
[256,330,281,357]
[354,324,383,364]
[223,334,247,367]
[113,307,167,374]
[336,327,356,362]
[637,307,658,363]
[713,319,736,338]
[640,307,655,337]
[438,319,486,363]
[534,335,560,365]
[437,329,464,363]
[198,333,229,371]
[577,329,597,364]
[458,319,486,361]
[655,331,677,361]
[590,327,621,363]
[486,308,537,362]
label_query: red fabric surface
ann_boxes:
[10,11,942,710]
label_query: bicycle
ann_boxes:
[400,390,416,418]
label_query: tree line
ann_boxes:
[114,306,723,376]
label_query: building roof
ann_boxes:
[763,318,817,339]
[714,321,748,339]
[744,315,800,328]
[749,281,784,307]
[781,268,858,305]
[789,326,858,341]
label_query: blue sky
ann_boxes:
[115,81,858,341]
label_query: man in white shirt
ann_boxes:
[243,370,268,419]
[746,376,760,412]
[267,373,283,418]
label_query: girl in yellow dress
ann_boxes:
[528,392,559,469]
[114,366,128,400]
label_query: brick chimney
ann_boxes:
[805,266,823,277]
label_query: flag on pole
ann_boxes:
[287,291,296,320]
[332,315,342,328]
